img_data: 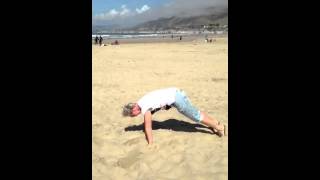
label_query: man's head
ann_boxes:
[122,103,141,117]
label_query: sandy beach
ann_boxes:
[93,36,228,180]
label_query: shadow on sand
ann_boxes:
[124,119,214,135]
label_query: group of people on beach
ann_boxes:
[94,34,216,46]
[171,34,183,41]
[94,35,120,46]
[205,35,215,43]
[205,38,215,43]
[94,36,103,46]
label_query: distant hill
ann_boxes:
[92,10,228,33]
[130,12,228,31]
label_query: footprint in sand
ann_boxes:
[93,123,103,129]
[117,149,142,169]
[93,136,104,146]
[170,153,184,164]
[123,137,141,146]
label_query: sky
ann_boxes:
[92,0,228,27]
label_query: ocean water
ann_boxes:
[92,31,226,42]
[92,33,166,39]
[91,31,212,40]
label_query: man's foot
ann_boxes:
[216,124,226,137]
[209,123,226,137]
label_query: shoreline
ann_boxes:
[92,34,228,45]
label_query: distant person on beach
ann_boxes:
[171,34,174,39]
[205,37,215,43]
[94,36,98,45]
[122,87,226,144]
[179,36,182,40]
[209,38,216,43]
[99,36,103,46]
[111,40,119,45]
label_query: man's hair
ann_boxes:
[122,103,136,117]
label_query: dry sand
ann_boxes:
[93,37,228,180]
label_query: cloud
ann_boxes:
[120,5,130,16]
[109,9,118,16]
[94,4,132,20]
[94,9,117,20]
[136,5,150,14]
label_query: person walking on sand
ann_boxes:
[122,87,226,144]
[94,35,98,45]
[99,35,103,46]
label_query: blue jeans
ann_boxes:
[173,89,202,123]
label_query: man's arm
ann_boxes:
[144,111,153,144]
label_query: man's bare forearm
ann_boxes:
[145,127,153,144]
[144,111,153,144]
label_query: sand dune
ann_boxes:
[93,37,228,180]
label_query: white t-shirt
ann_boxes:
[137,87,178,115]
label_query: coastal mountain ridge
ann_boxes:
[131,12,228,31]
[93,11,228,32]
